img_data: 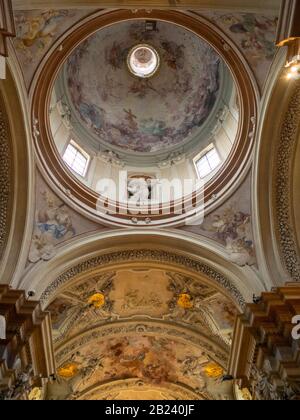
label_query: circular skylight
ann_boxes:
[127,44,160,78]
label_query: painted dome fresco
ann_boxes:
[53,20,230,156]
[49,16,240,224]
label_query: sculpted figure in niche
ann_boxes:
[127,177,151,206]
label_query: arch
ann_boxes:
[253,48,300,285]
[0,64,34,286]
[55,320,229,366]
[20,229,264,304]
[78,378,202,400]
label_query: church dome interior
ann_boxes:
[50,19,239,205]
[1,0,300,403]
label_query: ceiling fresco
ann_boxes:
[200,12,278,89]
[11,9,279,92]
[62,20,221,154]
[28,173,104,265]
[47,268,237,348]
[45,267,239,399]
[13,9,93,87]
[181,174,255,267]
[56,334,229,399]
[4,0,296,403]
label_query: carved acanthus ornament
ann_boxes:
[251,365,300,401]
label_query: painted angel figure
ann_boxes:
[28,191,75,263]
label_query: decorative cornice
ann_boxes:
[0,93,12,260]
[12,0,281,14]
[275,84,300,280]
[40,249,245,308]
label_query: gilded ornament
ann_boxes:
[177,294,193,309]
[204,363,224,378]
[57,363,79,378]
[88,293,105,308]
[241,388,252,400]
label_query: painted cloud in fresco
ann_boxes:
[181,175,256,267]
[13,9,91,86]
[65,21,221,153]
[203,206,255,267]
[28,190,76,263]
[57,335,220,393]
[205,13,278,88]
[28,174,103,264]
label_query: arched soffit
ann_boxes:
[20,229,264,306]
[31,9,258,227]
[45,260,238,351]
[54,320,229,367]
[52,322,234,400]
[0,66,33,285]
[254,51,300,284]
